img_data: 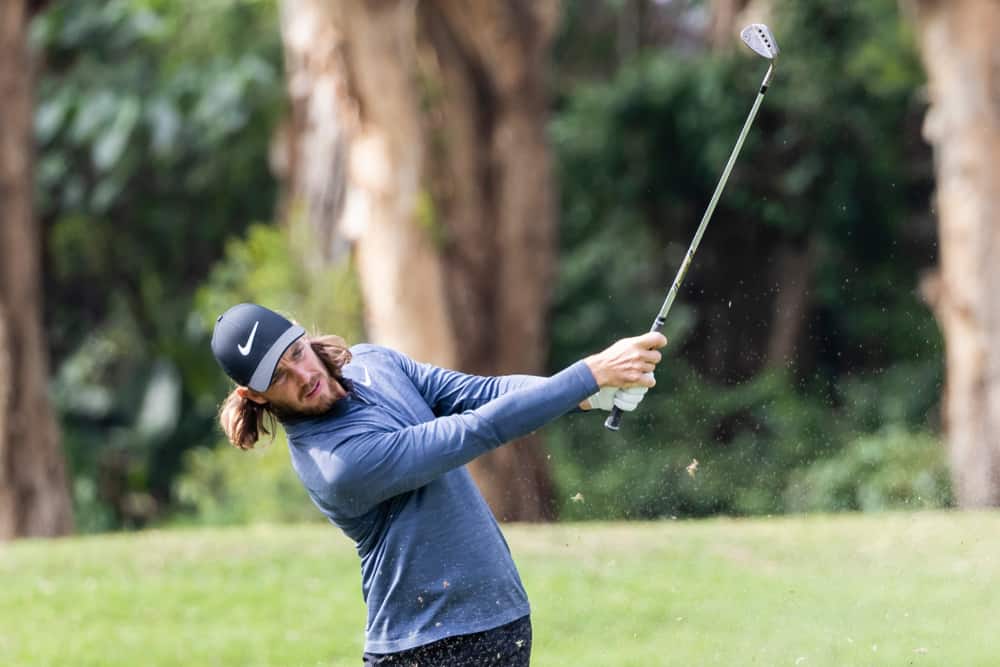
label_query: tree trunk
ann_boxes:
[278,0,561,520]
[904,0,1000,507]
[765,241,816,371]
[709,0,772,49]
[0,0,74,538]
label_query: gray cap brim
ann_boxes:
[248,325,306,391]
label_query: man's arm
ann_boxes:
[312,332,667,516]
[388,347,545,415]
[310,360,596,516]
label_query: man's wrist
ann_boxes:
[583,356,607,387]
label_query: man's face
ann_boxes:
[244,337,346,417]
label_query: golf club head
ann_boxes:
[740,24,779,60]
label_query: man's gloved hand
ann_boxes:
[586,373,653,412]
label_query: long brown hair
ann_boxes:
[218,334,352,450]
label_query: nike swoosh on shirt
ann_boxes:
[359,365,372,387]
[237,321,259,356]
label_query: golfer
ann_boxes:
[211,302,666,666]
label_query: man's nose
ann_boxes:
[288,365,311,385]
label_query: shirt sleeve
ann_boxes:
[388,348,545,416]
[316,360,598,516]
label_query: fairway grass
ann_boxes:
[2,511,997,666]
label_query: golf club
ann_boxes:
[605,23,780,432]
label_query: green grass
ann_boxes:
[2,511,998,666]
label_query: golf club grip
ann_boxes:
[604,406,624,431]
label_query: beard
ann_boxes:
[269,398,334,420]
[268,376,345,420]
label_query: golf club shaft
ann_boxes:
[605,64,774,432]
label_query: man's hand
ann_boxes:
[583,332,667,388]
[584,378,653,412]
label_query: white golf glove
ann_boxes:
[587,374,653,412]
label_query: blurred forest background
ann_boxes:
[4,0,999,538]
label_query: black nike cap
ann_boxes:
[211,303,305,391]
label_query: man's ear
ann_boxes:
[236,386,268,406]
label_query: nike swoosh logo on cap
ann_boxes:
[237,321,259,356]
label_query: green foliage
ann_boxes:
[785,427,951,512]
[175,434,320,525]
[550,358,945,521]
[172,221,363,526]
[38,0,954,529]
[550,2,933,369]
[546,0,946,519]
[194,221,364,342]
[35,0,286,530]
[551,367,823,519]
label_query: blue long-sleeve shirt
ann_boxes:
[283,344,599,654]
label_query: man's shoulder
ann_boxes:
[349,343,402,366]
[345,344,411,383]
[350,342,387,356]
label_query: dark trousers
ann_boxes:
[362,615,532,666]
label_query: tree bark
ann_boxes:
[709,0,772,49]
[904,0,1000,506]
[0,0,74,538]
[278,0,561,520]
[765,242,816,371]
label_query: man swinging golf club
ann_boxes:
[211,302,665,665]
